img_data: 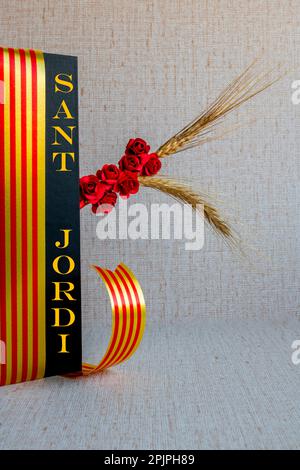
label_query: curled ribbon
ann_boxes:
[70,263,146,377]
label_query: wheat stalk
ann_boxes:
[156,60,282,157]
[139,175,238,246]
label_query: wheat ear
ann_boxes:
[139,175,237,245]
[156,60,281,157]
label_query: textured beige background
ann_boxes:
[0,0,299,328]
[0,0,300,450]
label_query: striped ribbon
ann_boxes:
[80,263,146,375]
[0,48,45,385]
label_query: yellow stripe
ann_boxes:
[3,48,12,385]
[14,50,23,383]
[36,51,46,379]
[25,50,33,382]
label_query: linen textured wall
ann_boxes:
[0,0,298,335]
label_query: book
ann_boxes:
[0,47,82,385]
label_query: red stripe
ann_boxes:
[30,50,38,381]
[20,50,28,382]
[118,265,142,362]
[94,268,120,369]
[103,270,127,368]
[0,47,7,385]
[8,48,17,384]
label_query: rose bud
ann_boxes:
[125,138,150,156]
[80,175,110,205]
[96,164,120,185]
[118,154,143,173]
[114,171,139,199]
[141,153,162,176]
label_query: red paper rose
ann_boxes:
[96,164,120,185]
[125,138,150,156]
[80,175,109,205]
[79,138,160,212]
[115,171,139,198]
[118,154,143,173]
[92,191,118,214]
[141,153,161,176]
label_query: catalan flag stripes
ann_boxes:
[81,263,146,375]
[0,48,46,385]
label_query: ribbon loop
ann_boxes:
[80,263,146,376]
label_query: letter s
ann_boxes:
[55,73,74,93]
